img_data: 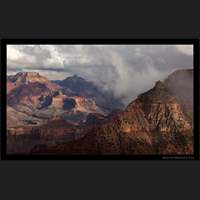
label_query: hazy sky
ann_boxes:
[7,44,193,104]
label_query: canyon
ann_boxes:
[7,69,193,155]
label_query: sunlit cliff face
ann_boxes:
[6,69,194,155]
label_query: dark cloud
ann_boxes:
[7,45,193,104]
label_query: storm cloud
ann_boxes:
[7,44,193,104]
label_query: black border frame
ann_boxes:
[1,38,199,160]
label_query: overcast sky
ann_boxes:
[7,44,193,104]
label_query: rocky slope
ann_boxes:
[7,72,105,129]
[57,75,123,113]
[7,69,193,155]
[30,69,193,155]
[164,69,193,123]
[7,72,59,93]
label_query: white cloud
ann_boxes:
[7,44,193,104]
[175,45,193,56]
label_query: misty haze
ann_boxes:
[6,44,194,156]
[7,45,193,104]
